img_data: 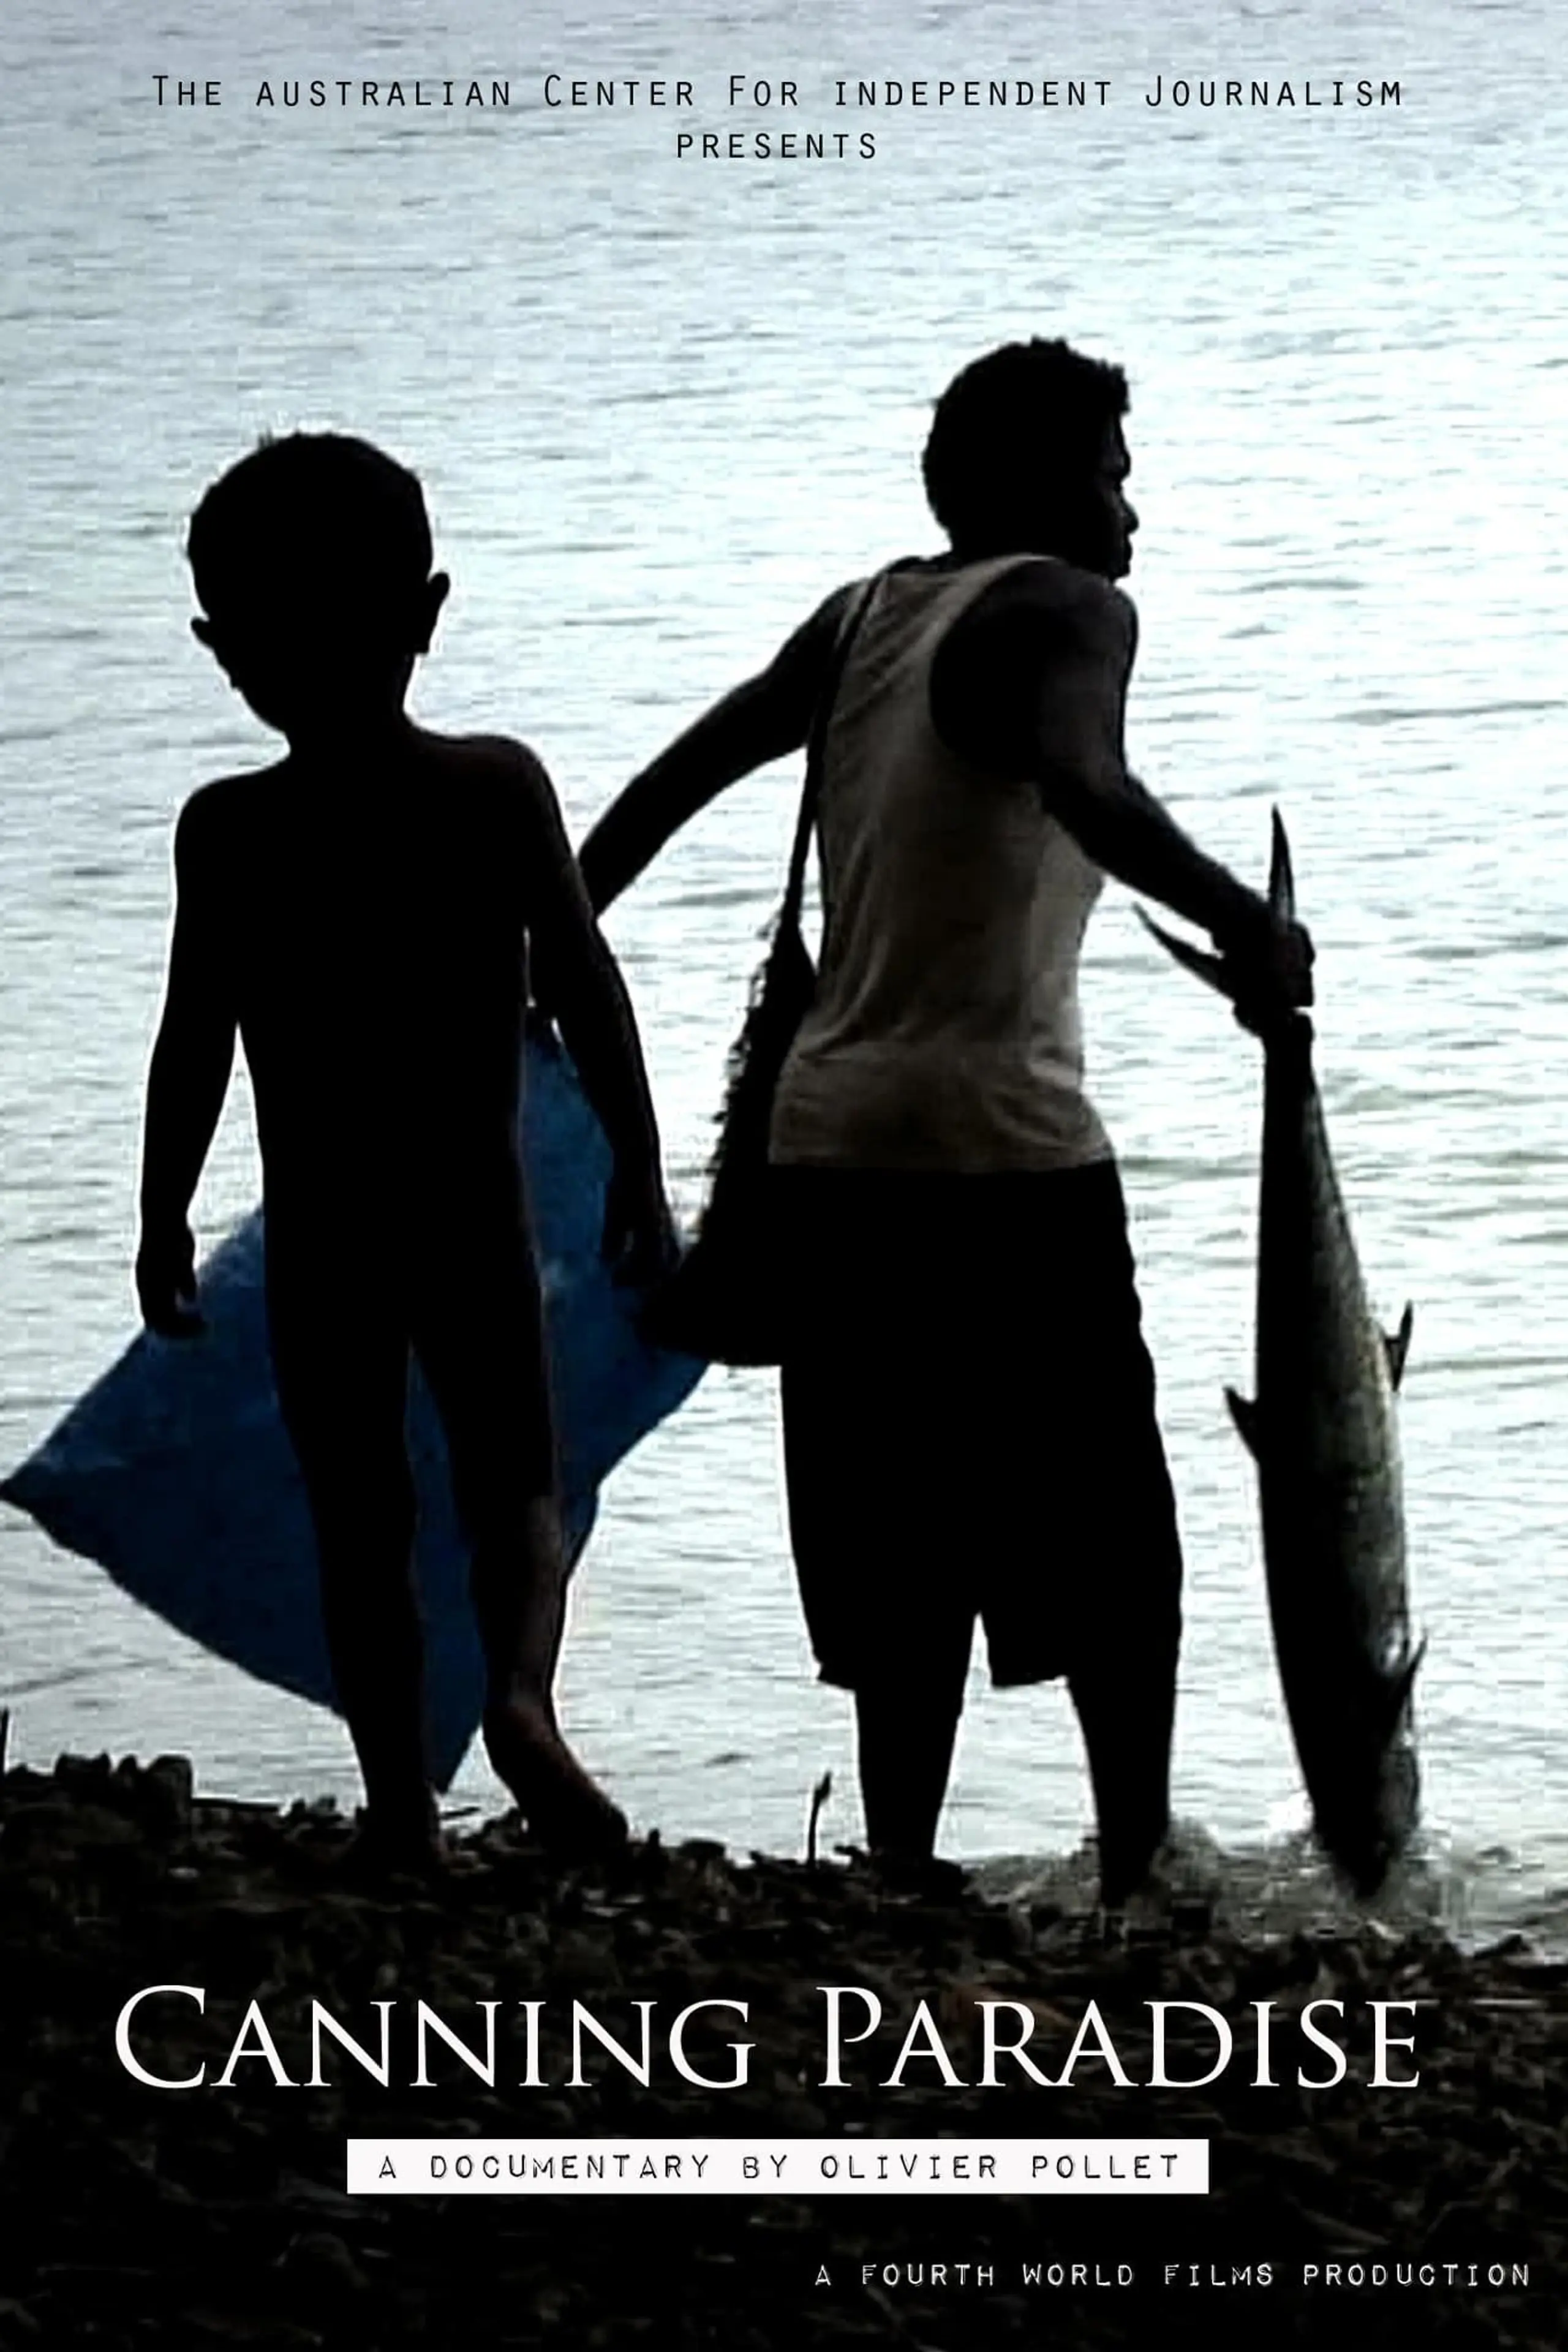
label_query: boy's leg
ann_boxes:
[415,1246,626,1853]
[475,1492,627,1854]
[266,1256,435,1856]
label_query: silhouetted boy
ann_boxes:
[137,433,671,1862]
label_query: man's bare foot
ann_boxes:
[867,1847,968,1902]
[483,1691,628,1856]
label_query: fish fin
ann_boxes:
[1136,907,1232,996]
[1268,809,1297,922]
[1381,1635,1427,1731]
[1384,1303,1415,1391]
[1225,1387,1262,1457]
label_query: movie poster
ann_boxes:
[1,0,1562,2345]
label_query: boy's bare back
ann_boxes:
[175,725,589,1231]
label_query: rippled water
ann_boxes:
[2,0,1565,1944]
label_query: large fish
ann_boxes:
[1144,815,1423,1893]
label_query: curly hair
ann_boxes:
[922,340,1129,553]
[187,433,434,636]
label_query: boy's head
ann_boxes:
[922,339,1137,579]
[187,434,449,739]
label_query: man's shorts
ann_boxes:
[776,1159,1183,1691]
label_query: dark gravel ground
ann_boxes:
[1,1753,1562,2351]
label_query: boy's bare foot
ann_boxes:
[483,1691,628,1856]
[346,1792,445,1882]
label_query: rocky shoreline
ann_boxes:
[1,1752,1563,2348]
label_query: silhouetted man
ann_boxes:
[576,341,1313,1903]
[138,433,670,1863]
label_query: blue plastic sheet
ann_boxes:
[1,1024,706,1786]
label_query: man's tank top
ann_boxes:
[768,557,1113,1173]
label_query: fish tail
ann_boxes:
[1135,906,1232,995]
[1268,807,1296,921]
[1138,812,1310,1047]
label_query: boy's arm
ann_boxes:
[137,797,237,1335]
[930,565,1313,1013]
[511,748,673,1280]
[575,585,854,918]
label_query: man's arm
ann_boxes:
[930,565,1312,999]
[513,747,673,1278]
[576,585,855,918]
[137,796,238,1333]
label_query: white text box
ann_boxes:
[347,2137,1209,2195]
